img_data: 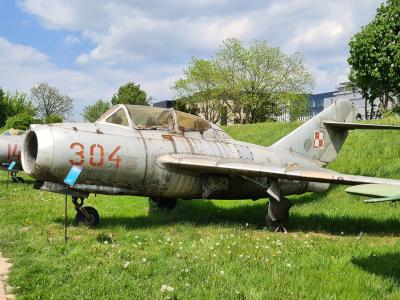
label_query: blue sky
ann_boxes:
[0,0,383,120]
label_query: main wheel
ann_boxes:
[151,197,177,210]
[267,215,289,233]
[75,206,100,227]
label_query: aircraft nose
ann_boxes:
[22,125,54,180]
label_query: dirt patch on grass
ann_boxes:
[0,253,14,300]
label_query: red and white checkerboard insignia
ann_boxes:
[313,131,325,149]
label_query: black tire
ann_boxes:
[152,197,177,210]
[266,215,288,232]
[11,176,18,183]
[75,206,100,227]
[16,176,24,183]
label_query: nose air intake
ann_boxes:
[21,125,54,180]
[22,130,38,174]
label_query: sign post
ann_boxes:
[7,162,16,189]
[63,166,83,242]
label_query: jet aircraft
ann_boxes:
[0,129,25,182]
[20,100,400,230]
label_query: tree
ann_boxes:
[348,0,400,119]
[111,82,150,106]
[0,89,35,127]
[173,38,314,124]
[174,59,225,123]
[30,82,73,121]
[82,100,111,122]
[44,114,63,124]
[5,112,42,130]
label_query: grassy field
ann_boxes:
[2,118,400,299]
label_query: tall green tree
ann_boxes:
[82,100,111,122]
[174,59,224,123]
[0,88,35,127]
[111,82,150,106]
[348,0,400,119]
[31,82,73,121]
[173,38,314,124]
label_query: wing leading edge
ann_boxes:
[158,154,400,186]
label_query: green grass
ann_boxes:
[2,118,400,299]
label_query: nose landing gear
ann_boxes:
[10,171,24,183]
[72,197,99,227]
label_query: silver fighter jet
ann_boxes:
[20,100,400,230]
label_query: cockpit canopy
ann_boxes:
[97,105,212,132]
[2,129,25,136]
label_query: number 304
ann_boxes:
[69,143,122,168]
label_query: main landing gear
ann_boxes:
[266,180,293,233]
[267,197,292,233]
[150,197,177,210]
[72,197,99,227]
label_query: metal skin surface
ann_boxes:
[0,134,24,172]
[20,101,400,229]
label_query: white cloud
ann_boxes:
[0,36,181,120]
[64,35,80,46]
[13,0,385,106]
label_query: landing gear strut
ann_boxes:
[266,180,292,233]
[72,197,99,227]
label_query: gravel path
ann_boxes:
[0,253,14,300]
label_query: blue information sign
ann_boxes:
[7,161,16,171]
[64,166,83,186]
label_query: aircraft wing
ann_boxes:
[346,184,400,203]
[158,154,400,186]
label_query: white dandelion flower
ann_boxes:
[160,285,168,292]
[166,286,174,292]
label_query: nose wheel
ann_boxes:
[10,172,24,183]
[72,197,99,227]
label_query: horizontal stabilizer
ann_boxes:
[346,184,400,203]
[159,154,400,186]
[346,184,400,197]
[324,121,400,130]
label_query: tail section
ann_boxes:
[272,100,358,165]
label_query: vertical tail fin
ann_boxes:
[272,100,358,165]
